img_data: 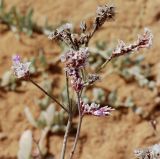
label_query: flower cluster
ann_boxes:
[11,55,31,78]
[134,144,160,159]
[61,47,89,92]
[48,4,116,49]
[86,74,100,85]
[81,101,114,116]
[48,23,76,49]
[48,23,73,40]
[95,4,115,29]
[61,47,89,70]
[10,3,154,159]
[112,28,153,57]
[71,77,83,92]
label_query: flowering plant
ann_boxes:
[12,3,153,159]
[134,143,160,159]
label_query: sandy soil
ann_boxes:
[0,0,160,159]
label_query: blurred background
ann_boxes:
[0,0,160,159]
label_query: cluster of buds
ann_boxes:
[48,23,73,40]
[11,55,31,79]
[61,47,89,92]
[48,4,116,48]
[81,101,114,117]
[71,77,84,92]
[61,47,89,69]
[85,74,100,86]
[112,28,153,57]
[95,4,115,29]
[134,144,160,159]
[48,23,77,49]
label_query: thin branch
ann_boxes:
[85,24,97,47]
[65,71,71,111]
[60,115,72,159]
[29,78,68,112]
[95,55,113,73]
[69,92,83,159]
[96,28,153,73]
[60,72,73,159]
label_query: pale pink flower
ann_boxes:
[61,47,89,70]
[61,47,89,92]
[96,5,115,27]
[81,102,114,116]
[48,23,73,40]
[57,23,73,33]
[71,77,84,92]
[137,28,153,49]
[93,106,113,116]
[12,55,31,78]
[113,28,153,57]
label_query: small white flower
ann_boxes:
[48,23,73,40]
[58,23,73,33]
[48,32,55,40]
[60,54,66,62]
[90,103,100,110]
[151,144,160,158]
[92,106,114,116]
[137,28,153,49]
[113,40,126,55]
[11,55,31,78]
[134,144,160,159]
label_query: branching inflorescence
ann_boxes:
[11,3,153,159]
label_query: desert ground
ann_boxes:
[0,0,160,159]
